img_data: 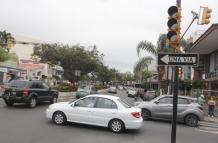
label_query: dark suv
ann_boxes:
[2,80,59,108]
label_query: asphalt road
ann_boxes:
[0,90,217,143]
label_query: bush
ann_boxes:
[95,85,107,91]
[53,84,78,92]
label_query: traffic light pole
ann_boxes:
[171,1,181,143]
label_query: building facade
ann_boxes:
[191,24,218,97]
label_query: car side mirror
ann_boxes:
[154,101,159,104]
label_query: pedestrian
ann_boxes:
[208,97,216,117]
[197,94,205,106]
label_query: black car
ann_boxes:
[2,80,59,108]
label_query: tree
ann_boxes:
[136,34,191,93]
[32,43,109,82]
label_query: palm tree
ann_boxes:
[135,34,190,94]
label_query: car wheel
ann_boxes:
[52,111,67,125]
[28,97,37,108]
[4,100,14,106]
[141,109,151,120]
[185,114,199,127]
[50,96,58,104]
[109,119,125,133]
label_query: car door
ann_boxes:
[29,82,44,101]
[36,82,49,101]
[89,97,118,126]
[67,97,97,124]
[41,82,51,100]
[152,96,173,119]
[177,98,189,119]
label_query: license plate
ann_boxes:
[12,92,16,95]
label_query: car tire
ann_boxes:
[52,111,67,125]
[4,100,14,106]
[109,119,125,133]
[184,114,199,127]
[50,96,58,104]
[28,97,37,108]
[141,109,151,120]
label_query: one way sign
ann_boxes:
[158,53,199,66]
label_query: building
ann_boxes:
[19,59,63,86]
[191,23,218,97]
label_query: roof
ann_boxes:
[190,23,218,54]
[161,94,196,100]
[87,94,120,100]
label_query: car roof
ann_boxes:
[161,94,196,100]
[87,94,120,100]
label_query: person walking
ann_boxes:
[208,97,216,117]
[142,89,148,101]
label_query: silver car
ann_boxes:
[135,95,204,127]
[108,86,117,94]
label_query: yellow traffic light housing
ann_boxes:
[167,6,181,53]
[199,7,212,25]
[6,36,14,51]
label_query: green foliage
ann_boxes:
[32,43,121,82]
[0,47,18,62]
[53,84,78,92]
[192,80,203,89]
[178,80,192,91]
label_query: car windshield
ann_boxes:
[8,80,27,88]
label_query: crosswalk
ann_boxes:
[197,121,218,134]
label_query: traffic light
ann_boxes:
[178,66,183,78]
[200,7,212,25]
[167,6,181,53]
[6,35,14,51]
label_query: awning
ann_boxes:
[191,24,218,54]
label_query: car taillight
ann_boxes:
[131,112,140,118]
[23,89,29,96]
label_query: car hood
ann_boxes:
[50,102,69,108]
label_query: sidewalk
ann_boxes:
[203,105,218,123]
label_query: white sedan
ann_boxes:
[46,94,143,133]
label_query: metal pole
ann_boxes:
[171,1,181,143]
[180,15,198,40]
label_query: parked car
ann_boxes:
[46,94,143,133]
[2,80,58,108]
[76,85,98,99]
[135,95,204,127]
[127,88,137,97]
[108,86,117,94]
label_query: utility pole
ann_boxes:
[171,1,180,143]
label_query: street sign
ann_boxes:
[158,53,199,66]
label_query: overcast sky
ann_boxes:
[0,0,218,72]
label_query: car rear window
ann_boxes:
[118,99,131,108]
[8,80,27,88]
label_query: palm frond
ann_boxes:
[157,34,167,52]
[134,56,154,74]
[137,40,157,57]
